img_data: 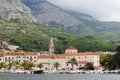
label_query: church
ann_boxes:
[38,38,100,70]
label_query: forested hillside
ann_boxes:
[0,18,116,53]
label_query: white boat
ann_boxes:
[9,69,30,74]
[15,69,26,74]
[66,70,78,74]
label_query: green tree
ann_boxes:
[53,62,60,70]
[8,60,21,68]
[99,52,115,70]
[37,63,43,70]
[0,62,7,68]
[69,58,78,70]
[84,62,94,70]
[22,60,35,69]
[111,46,120,69]
[116,46,120,53]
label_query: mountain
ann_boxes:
[21,0,85,32]
[0,0,116,52]
[0,0,34,20]
[21,0,120,41]
[0,0,119,46]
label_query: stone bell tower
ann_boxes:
[49,38,54,54]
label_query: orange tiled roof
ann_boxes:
[66,46,77,50]
[95,64,103,68]
[38,54,66,59]
[57,52,99,57]
[2,51,15,56]
[2,51,37,56]
[78,61,87,64]
[38,52,99,59]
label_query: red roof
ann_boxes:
[57,52,99,57]
[78,61,87,64]
[66,46,77,50]
[2,51,37,56]
[38,52,99,59]
[95,64,103,68]
[38,54,66,59]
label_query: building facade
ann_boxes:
[1,50,38,64]
[0,38,100,70]
[38,46,100,70]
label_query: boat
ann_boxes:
[32,70,44,74]
[9,69,26,74]
[9,68,31,74]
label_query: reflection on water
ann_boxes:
[0,73,120,80]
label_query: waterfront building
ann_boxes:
[1,50,38,64]
[65,46,78,54]
[0,39,101,70]
[38,55,66,70]
[38,47,100,70]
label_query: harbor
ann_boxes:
[0,73,120,80]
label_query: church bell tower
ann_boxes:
[49,38,54,54]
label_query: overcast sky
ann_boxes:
[47,0,120,22]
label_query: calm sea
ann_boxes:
[0,73,120,80]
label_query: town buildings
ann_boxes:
[0,38,101,70]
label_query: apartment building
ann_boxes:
[1,50,38,64]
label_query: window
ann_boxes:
[79,56,81,59]
[23,56,25,58]
[5,57,7,60]
[97,61,99,63]
[34,57,36,59]
[97,56,99,58]
[67,64,68,66]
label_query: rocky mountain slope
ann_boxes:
[0,0,34,20]
[21,0,84,31]
[21,0,120,41]
[0,0,120,41]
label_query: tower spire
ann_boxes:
[49,38,54,54]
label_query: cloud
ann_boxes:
[47,0,120,22]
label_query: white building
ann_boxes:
[1,50,38,64]
[65,46,78,54]
[38,55,66,70]
[0,38,101,70]
[8,45,19,51]
[37,46,100,70]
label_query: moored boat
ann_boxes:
[32,70,44,74]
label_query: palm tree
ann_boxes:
[22,60,35,70]
[0,62,7,69]
[53,62,60,70]
[84,62,94,70]
[69,58,78,70]
[37,63,43,70]
[8,60,21,69]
